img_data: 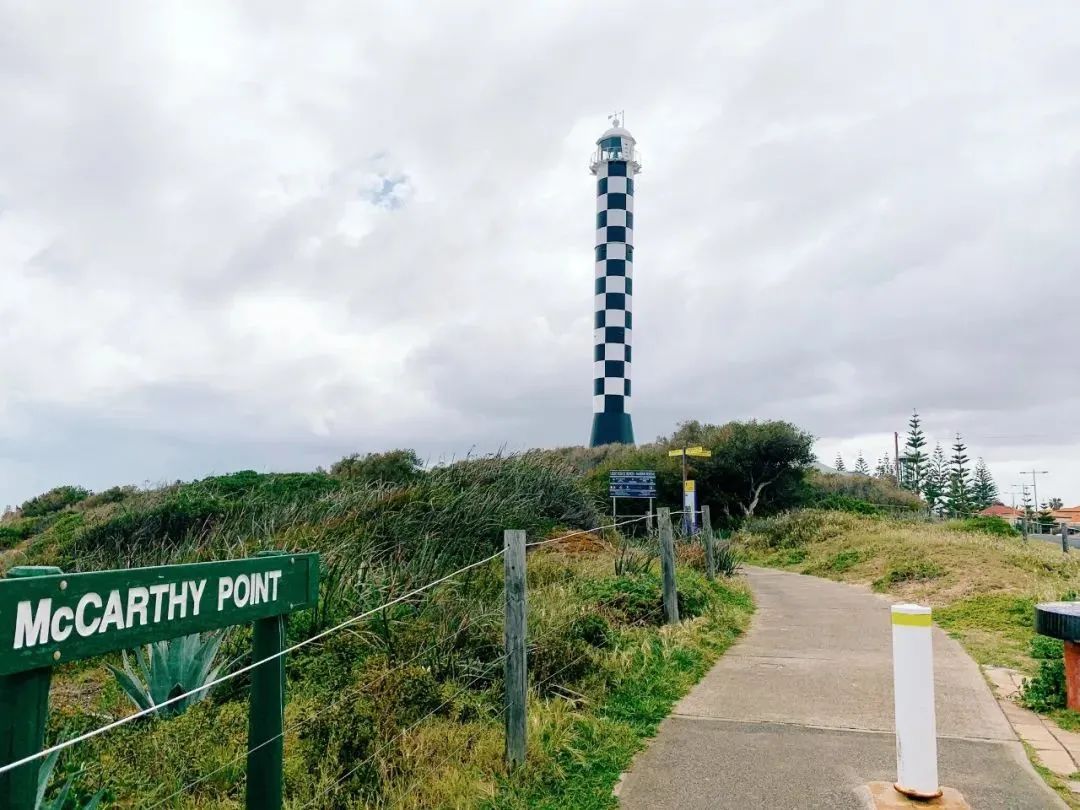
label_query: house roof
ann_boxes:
[979,504,1022,518]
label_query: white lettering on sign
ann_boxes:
[126,587,149,628]
[75,592,101,636]
[14,599,52,648]
[216,571,282,612]
[10,569,285,650]
[149,583,169,623]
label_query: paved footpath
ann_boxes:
[616,567,1064,809]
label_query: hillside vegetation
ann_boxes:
[2,437,762,808]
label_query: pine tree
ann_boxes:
[947,433,973,517]
[874,455,892,479]
[971,458,997,511]
[1038,502,1056,534]
[922,443,948,515]
[854,452,869,475]
[902,409,927,496]
[834,453,846,472]
[1021,487,1035,522]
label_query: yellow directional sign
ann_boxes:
[684,480,696,493]
[669,446,712,458]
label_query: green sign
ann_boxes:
[0,554,318,676]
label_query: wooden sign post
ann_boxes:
[0,552,319,810]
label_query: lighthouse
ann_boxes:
[590,116,641,447]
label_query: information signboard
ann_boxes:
[0,554,319,676]
[609,470,657,499]
[683,480,698,533]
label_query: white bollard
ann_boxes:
[891,604,941,799]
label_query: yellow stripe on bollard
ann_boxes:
[892,612,932,627]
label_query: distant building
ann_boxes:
[1051,507,1080,527]
[978,504,1023,525]
[979,503,1080,531]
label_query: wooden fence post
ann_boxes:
[1063,522,1071,555]
[658,508,679,624]
[503,529,527,769]
[0,566,62,810]
[247,551,288,810]
[702,505,716,581]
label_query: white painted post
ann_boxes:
[891,604,940,799]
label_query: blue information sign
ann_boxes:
[609,470,657,499]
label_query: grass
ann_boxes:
[484,582,752,810]
[737,509,1080,674]
[34,543,750,808]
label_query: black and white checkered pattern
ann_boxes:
[592,161,636,417]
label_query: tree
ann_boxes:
[874,455,893,480]
[854,453,870,475]
[834,453,846,472]
[1049,497,1064,510]
[1021,487,1035,527]
[947,434,973,517]
[923,443,948,515]
[663,419,815,519]
[902,410,927,496]
[971,459,997,511]
[1038,503,1056,534]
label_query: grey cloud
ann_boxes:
[3,1,1080,505]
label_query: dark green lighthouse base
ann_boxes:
[590,412,635,447]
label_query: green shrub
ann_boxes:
[0,516,48,548]
[804,470,923,510]
[330,450,424,486]
[571,614,611,648]
[1030,634,1064,660]
[194,471,340,505]
[811,494,883,516]
[739,509,866,551]
[1021,658,1067,712]
[778,547,808,565]
[69,491,231,568]
[946,516,1020,537]
[583,574,664,625]
[804,548,864,576]
[873,559,944,590]
[20,486,91,518]
[78,486,139,510]
[676,577,712,619]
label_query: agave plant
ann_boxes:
[36,750,103,809]
[107,631,226,718]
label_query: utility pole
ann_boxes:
[1020,469,1049,514]
[894,431,901,486]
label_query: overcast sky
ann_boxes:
[2,1,1079,509]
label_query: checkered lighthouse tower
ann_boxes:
[590,117,641,447]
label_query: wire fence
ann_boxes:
[5,510,697,808]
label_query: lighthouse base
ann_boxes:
[590,412,635,447]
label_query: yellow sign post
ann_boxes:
[668,447,711,533]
